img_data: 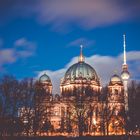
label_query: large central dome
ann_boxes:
[63,61,100,84]
[60,46,101,96]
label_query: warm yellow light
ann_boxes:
[93,118,96,125]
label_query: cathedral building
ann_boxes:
[19,35,130,136]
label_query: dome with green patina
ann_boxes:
[39,73,52,84]
[109,74,123,86]
[61,46,100,85]
[110,74,121,83]
[63,61,100,83]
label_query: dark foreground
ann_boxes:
[0,136,140,140]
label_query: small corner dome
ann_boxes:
[39,73,51,83]
[110,74,122,83]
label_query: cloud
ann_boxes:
[0,38,36,71]
[0,48,16,63]
[0,49,16,71]
[14,38,36,57]
[14,38,28,47]
[34,0,140,30]
[36,0,130,29]
[32,0,140,31]
[37,51,140,94]
[0,0,140,30]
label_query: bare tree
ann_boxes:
[33,81,52,136]
[67,92,95,136]
[127,81,140,135]
[0,75,23,136]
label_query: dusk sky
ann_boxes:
[0,0,140,93]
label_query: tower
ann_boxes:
[39,73,52,94]
[108,73,125,135]
[121,34,130,113]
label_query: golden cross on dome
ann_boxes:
[79,44,85,62]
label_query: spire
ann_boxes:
[79,45,85,62]
[123,34,127,65]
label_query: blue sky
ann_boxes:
[0,0,140,93]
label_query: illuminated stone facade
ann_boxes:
[36,45,129,136]
[19,36,129,136]
[108,74,125,135]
